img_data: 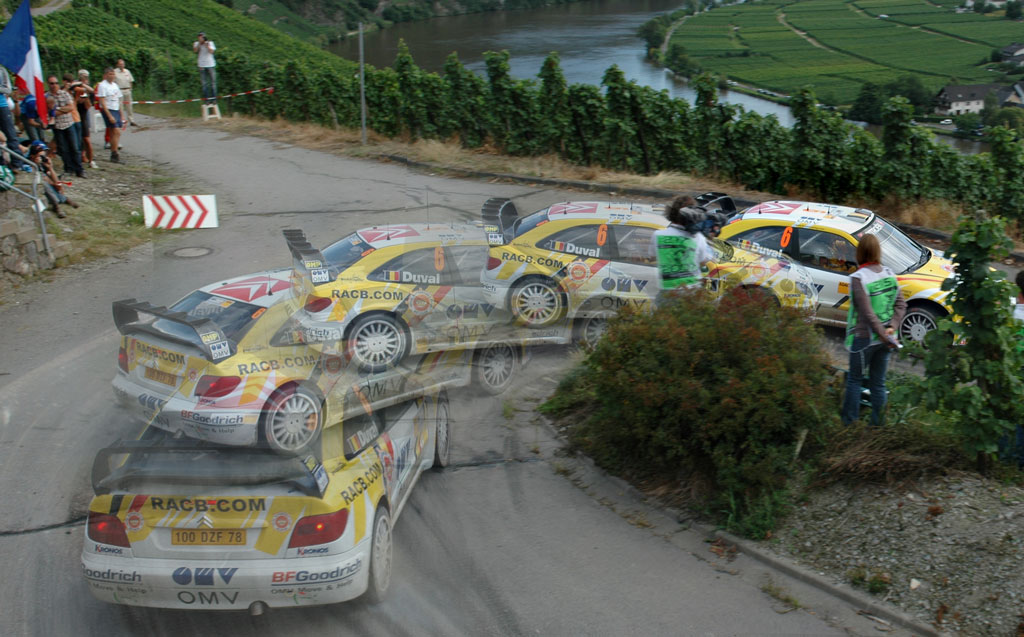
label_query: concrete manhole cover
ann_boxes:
[167,247,213,259]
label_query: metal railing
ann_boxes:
[0,146,50,259]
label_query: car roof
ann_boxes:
[738,201,875,236]
[198,268,294,308]
[540,202,666,225]
[354,223,485,249]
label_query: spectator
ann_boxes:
[193,31,217,103]
[95,67,124,163]
[61,74,83,162]
[46,75,84,178]
[71,69,97,168]
[841,234,907,427]
[28,140,78,218]
[113,58,136,126]
[0,66,28,170]
[653,194,713,293]
[19,91,42,142]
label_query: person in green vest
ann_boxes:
[841,233,906,427]
[653,195,712,298]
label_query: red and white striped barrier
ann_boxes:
[133,86,275,105]
[143,195,218,229]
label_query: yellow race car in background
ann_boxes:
[719,200,955,342]
[478,197,818,340]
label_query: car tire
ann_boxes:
[260,385,323,456]
[900,305,942,343]
[510,277,565,327]
[473,342,518,395]
[432,394,451,469]
[362,505,393,604]
[576,315,609,348]
[347,313,409,373]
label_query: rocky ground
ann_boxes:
[757,474,1024,636]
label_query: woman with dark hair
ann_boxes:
[841,233,906,426]
[653,195,712,293]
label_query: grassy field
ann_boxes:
[670,0,1024,104]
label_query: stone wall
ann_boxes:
[1,208,72,278]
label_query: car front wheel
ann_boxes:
[899,306,941,343]
[362,506,393,604]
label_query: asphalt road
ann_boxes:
[0,115,911,635]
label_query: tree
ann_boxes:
[848,82,885,124]
[664,43,697,76]
[884,75,933,114]
[994,106,1024,132]
[981,90,1001,125]
[1007,0,1022,19]
[954,111,982,132]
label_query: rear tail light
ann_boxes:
[288,509,349,548]
[117,346,129,373]
[304,296,332,313]
[194,375,242,398]
[87,511,130,548]
[486,256,502,271]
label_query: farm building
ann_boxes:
[1001,42,1024,64]
[935,83,1006,115]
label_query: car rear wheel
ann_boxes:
[576,315,609,348]
[347,314,409,372]
[510,277,565,327]
[433,395,451,469]
[363,506,393,604]
[261,385,322,456]
[900,306,941,343]
[473,342,518,395]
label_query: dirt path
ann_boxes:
[31,0,70,17]
[775,10,832,51]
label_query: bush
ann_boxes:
[547,290,834,536]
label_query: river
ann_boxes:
[329,0,987,154]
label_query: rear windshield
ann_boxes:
[150,291,260,347]
[322,232,373,270]
[511,210,549,238]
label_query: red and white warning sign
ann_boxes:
[143,195,218,229]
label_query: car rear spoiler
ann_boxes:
[283,229,334,286]
[481,197,520,246]
[695,191,737,214]
[112,299,233,362]
[91,438,328,498]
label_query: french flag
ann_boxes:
[0,0,46,125]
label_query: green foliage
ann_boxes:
[913,211,1024,469]
[1008,0,1023,19]
[547,291,833,537]
[847,82,885,125]
[954,112,982,133]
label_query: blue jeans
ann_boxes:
[841,337,891,427]
[53,125,82,175]
[0,105,25,167]
[199,67,217,102]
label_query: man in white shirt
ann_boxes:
[193,32,217,104]
[113,58,135,126]
[95,67,123,163]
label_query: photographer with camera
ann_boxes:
[654,195,714,295]
[193,32,217,104]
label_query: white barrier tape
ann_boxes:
[133,86,275,105]
[143,195,218,229]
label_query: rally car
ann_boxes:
[83,392,449,611]
[478,198,818,337]
[285,225,514,372]
[718,200,955,342]
[113,269,519,455]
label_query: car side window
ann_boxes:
[368,247,455,285]
[539,225,612,259]
[732,226,786,252]
[342,412,382,460]
[612,226,657,266]
[446,245,488,286]
[796,229,857,274]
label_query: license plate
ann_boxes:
[144,367,178,386]
[171,529,246,546]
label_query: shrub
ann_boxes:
[548,289,835,536]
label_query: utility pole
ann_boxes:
[359,22,367,145]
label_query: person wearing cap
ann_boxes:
[193,32,217,103]
[69,69,97,169]
[113,59,135,126]
[95,67,124,163]
[28,140,78,218]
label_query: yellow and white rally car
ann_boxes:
[718,200,955,342]
[83,392,449,610]
[478,198,818,338]
[285,225,514,372]
[113,269,519,455]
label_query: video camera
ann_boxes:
[685,191,738,238]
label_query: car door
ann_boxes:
[789,228,857,322]
[378,400,420,509]
[607,224,659,310]
[445,244,509,343]
[536,223,616,314]
[367,246,459,340]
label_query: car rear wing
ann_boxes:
[481,197,520,246]
[91,438,329,499]
[112,299,233,362]
[695,192,737,215]
[283,229,335,286]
